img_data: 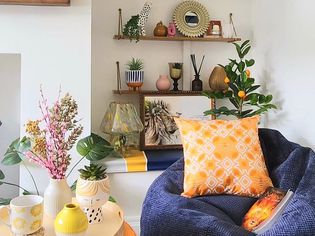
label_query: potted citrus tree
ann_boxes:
[75,164,110,224]
[203,40,277,118]
[125,57,144,91]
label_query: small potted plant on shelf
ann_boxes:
[125,57,144,91]
[76,163,110,224]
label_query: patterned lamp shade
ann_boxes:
[100,102,143,135]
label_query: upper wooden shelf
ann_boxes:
[0,0,70,6]
[113,35,241,43]
[113,90,211,95]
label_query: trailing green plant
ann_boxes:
[126,57,144,71]
[78,164,107,181]
[203,40,277,119]
[123,15,140,42]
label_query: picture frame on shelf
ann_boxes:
[140,93,215,150]
[206,20,222,37]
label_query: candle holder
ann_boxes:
[168,63,183,91]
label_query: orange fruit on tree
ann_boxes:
[245,70,251,78]
[224,77,230,84]
[238,91,246,99]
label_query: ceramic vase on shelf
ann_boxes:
[209,66,228,91]
[156,75,171,91]
[44,178,72,218]
[169,63,183,91]
[76,176,110,224]
[154,21,168,37]
[54,203,88,236]
[192,74,203,91]
[168,22,176,37]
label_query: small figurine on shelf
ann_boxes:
[125,57,144,91]
[138,2,152,36]
[190,54,205,91]
[168,22,176,37]
[169,62,183,91]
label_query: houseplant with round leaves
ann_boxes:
[203,40,277,118]
[76,163,110,224]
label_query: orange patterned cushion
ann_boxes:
[175,116,273,198]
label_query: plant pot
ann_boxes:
[44,178,72,218]
[76,176,110,224]
[54,203,88,236]
[125,70,144,91]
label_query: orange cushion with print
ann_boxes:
[175,116,273,198]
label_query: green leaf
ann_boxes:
[238,61,245,73]
[233,43,242,58]
[246,85,260,94]
[23,190,32,195]
[71,180,77,192]
[265,95,273,103]
[241,110,253,116]
[0,170,4,180]
[0,198,11,205]
[242,46,251,58]
[109,196,117,203]
[245,59,255,67]
[241,40,250,50]
[76,133,114,161]
[259,95,266,104]
[229,98,239,109]
[2,137,31,166]
[229,83,239,95]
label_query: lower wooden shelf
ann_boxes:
[113,90,210,95]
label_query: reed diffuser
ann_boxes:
[190,54,205,91]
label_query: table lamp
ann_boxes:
[100,102,144,155]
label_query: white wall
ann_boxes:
[0,1,92,193]
[0,54,21,198]
[252,0,315,147]
[92,0,253,230]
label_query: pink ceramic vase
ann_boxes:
[156,75,171,91]
[168,22,176,37]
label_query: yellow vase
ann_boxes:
[54,203,88,236]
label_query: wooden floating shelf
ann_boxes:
[113,35,241,43]
[0,0,70,6]
[113,90,211,95]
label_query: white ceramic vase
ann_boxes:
[76,176,110,224]
[44,178,72,218]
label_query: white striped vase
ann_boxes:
[125,70,144,90]
[44,178,72,218]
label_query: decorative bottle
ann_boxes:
[192,74,203,91]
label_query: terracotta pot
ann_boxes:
[156,75,171,91]
[209,66,228,91]
[154,21,168,37]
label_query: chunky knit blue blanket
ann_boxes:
[140,129,315,236]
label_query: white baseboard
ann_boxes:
[125,215,141,235]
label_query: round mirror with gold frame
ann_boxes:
[173,1,210,37]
